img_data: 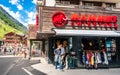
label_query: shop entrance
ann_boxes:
[49,37,70,63]
[48,36,118,68]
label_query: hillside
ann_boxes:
[0,6,27,39]
[0,6,27,31]
[0,19,22,39]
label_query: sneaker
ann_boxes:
[60,69,64,72]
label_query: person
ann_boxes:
[24,48,27,58]
[54,44,61,69]
[54,44,65,71]
[63,41,69,69]
[0,46,1,52]
[4,47,7,55]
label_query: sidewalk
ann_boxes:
[31,57,66,75]
[31,57,120,75]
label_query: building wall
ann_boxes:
[39,6,120,33]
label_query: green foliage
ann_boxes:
[0,11,27,34]
[0,7,28,39]
[0,19,23,39]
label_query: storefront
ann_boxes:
[28,24,44,57]
[37,6,120,68]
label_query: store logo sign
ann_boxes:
[52,11,118,29]
[52,12,67,27]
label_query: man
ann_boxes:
[54,44,65,71]
[54,44,61,69]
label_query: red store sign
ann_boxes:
[52,12,118,29]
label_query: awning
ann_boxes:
[53,29,120,37]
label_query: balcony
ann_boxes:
[55,3,120,12]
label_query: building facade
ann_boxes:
[28,24,44,57]
[34,0,120,68]
[4,32,27,48]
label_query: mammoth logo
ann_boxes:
[52,12,67,27]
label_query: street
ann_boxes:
[0,55,47,75]
[1,52,120,75]
[0,56,21,75]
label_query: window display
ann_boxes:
[106,38,117,62]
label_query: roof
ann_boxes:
[4,32,25,37]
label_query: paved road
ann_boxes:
[1,54,120,75]
[0,56,21,75]
[0,56,47,75]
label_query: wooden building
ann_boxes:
[28,0,120,68]
[4,32,25,44]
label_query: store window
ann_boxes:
[56,0,80,5]
[80,37,109,69]
[106,38,117,62]
[83,2,93,8]
[93,2,102,6]
[31,41,42,57]
[56,0,70,5]
[106,3,116,9]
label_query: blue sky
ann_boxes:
[0,0,36,27]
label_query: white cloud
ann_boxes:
[0,4,27,27]
[0,4,21,20]
[9,0,23,10]
[15,12,21,19]
[0,4,36,27]
[9,0,19,5]
[19,21,28,27]
[17,4,23,10]
[32,0,36,4]
[26,11,36,24]
[28,12,35,18]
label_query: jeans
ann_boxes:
[55,61,63,70]
[55,62,58,69]
[59,61,63,70]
